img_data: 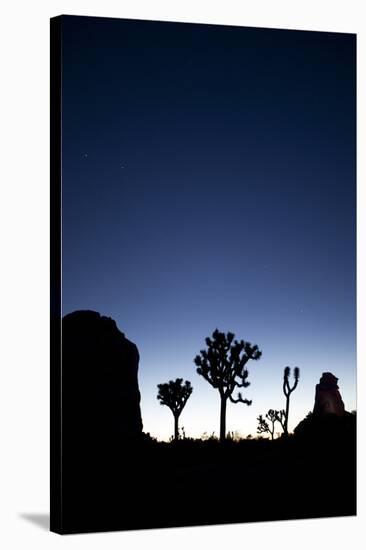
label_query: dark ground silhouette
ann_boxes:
[54,312,356,534]
[59,427,356,534]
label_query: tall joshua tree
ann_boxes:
[194,329,262,442]
[282,366,300,436]
[157,378,193,441]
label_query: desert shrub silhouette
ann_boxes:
[194,329,261,442]
[257,409,282,440]
[274,409,286,434]
[157,378,193,441]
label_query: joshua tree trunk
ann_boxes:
[284,395,290,437]
[174,414,179,441]
[270,418,276,440]
[220,396,227,442]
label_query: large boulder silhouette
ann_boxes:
[62,310,143,449]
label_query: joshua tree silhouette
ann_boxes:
[194,329,262,442]
[157,378,193,441]
[282,366,300,436]
[257,409,281,440]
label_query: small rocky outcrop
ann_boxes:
[294,372,354,443]
[61,310,143,447]
[313,372,345,416]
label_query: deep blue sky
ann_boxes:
[61,16,356,439]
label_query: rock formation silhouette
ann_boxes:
[313,372,345,416]
[62,310,143,448]
[294,372,354,443]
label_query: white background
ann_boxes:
[0,0,365,547]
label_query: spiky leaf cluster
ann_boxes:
[266,409,278,424]
[283,366,300,397]
[157,378,193,417]
[194,329,262,404]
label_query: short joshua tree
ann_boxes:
[157,378,193,441]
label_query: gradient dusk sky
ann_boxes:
[61,16,356,440]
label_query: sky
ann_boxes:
[61,15,356,440]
